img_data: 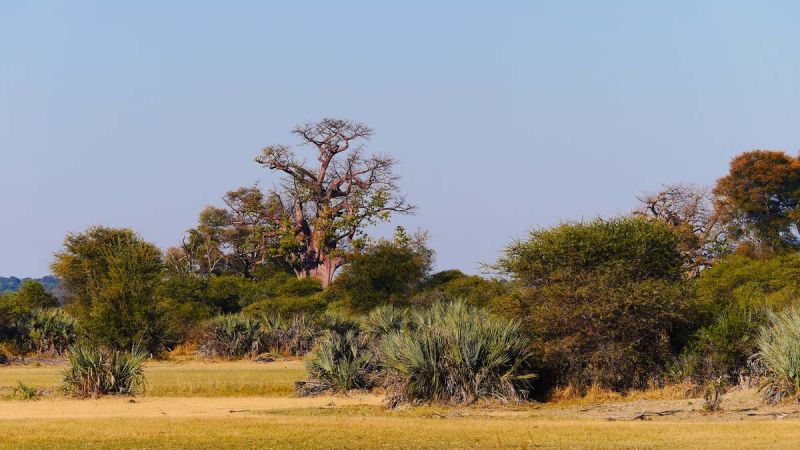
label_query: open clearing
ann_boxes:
[3,360,800,449]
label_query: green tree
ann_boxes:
[714,150,800,253]
[332,227,432,313]
[496,217,694,391]
[51,227,164,353]
[14,280,58,310]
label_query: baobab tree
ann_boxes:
[255,118,414,287]
[636,183,727,276]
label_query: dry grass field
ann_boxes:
[3,359,800,449]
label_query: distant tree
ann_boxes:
[13,280,58,309]
[255,118,414,287]
[51,227,164,353]
[415,270,509,309]
[170,187,290,279]
[332,227,432,312]
[714,150,800,253]
[496,217,695,391]
[636,183,728,276]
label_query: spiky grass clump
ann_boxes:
[381,301,536,407]
[296,328,375,396]
[12,381,41,400]
[361,304,407,341]
[63,345,147,397]
[755,305,800,403]
[197,314,263,359]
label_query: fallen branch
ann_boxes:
[746,411,797,419]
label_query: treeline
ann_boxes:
[3,119,800,405]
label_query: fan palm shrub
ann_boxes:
[197,314,263,359]
[380,301,536,406]
[24,309,77,356]
[361,304,407,340]
[755,305,800,403]
[296,328,375,396]
[63,344,147,397]
[260,313,318,356]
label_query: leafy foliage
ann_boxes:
[682,253,800,381]
[51,227,165,353]
[714,150,800,252]
[18,308,77,355]
[332,227,432,312]
[496,217,694,391]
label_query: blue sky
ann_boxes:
[2,1,799,277]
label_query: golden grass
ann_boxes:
[0,359,306,398]
[4,413,800,449]
[3,360,798,448]
[549,380,700,405]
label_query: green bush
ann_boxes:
[755,305,800,403]
[380,301,536,406]
[495,217,694,391]
[331,228,433,313]
[416,270,509,309]
[63,345,147,397]
[681,253,800,382]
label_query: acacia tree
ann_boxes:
[635,183,727,276]
[713,150,800,253]
[255,119,414,287]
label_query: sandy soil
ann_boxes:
[0,394,384,419]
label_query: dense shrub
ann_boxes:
[416,270,509,309]
[496,217,694,391]
[755,305,800,403]
[331,228,433,313]
[682,253,800,381]
[63,345,147,397]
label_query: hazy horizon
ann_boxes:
[3,1,800,277]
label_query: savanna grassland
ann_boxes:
[3,359,800,449]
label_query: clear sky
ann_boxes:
[2,1,799,277]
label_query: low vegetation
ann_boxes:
[62,345,148,398]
